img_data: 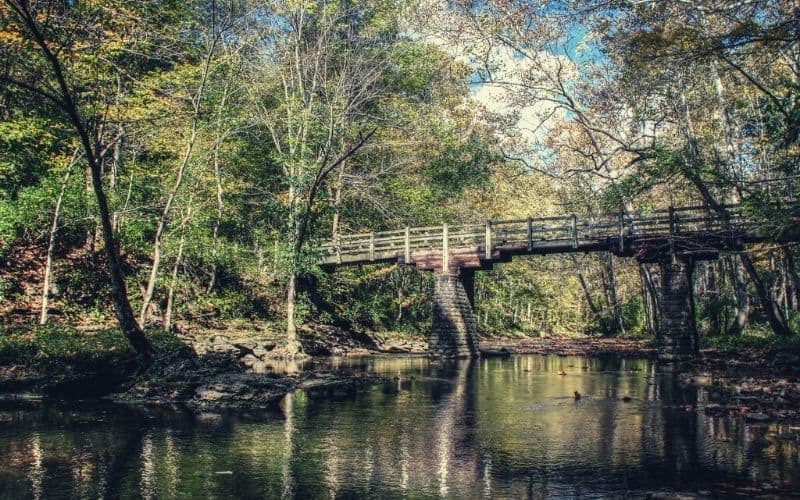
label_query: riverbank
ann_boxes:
[2,322,800,420]
[479,335,657,357]
[680,343,800,424]
[0,323,391,409]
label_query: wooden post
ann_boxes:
[404,226,410,264]
[618,210,624,253]
[668,206,676,262]
[485,220,492,260]
[442,223,449,273]
[369,231,375,261]
[527,217,533,252]
[336,235,342,264]
[571,214,578,249]
[668,206,676,234]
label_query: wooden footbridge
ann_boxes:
[320,205,767,270]
[318,203,798,361]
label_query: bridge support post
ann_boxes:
[657,255,699,362]
[429,270,480,358]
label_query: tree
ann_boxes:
[250,0,395,356]
[0,0,162,359]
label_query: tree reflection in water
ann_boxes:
[0,355,798,498]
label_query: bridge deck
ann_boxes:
[319,204,794,271]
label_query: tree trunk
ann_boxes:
[109,124,122,231]
[703,261,722,336]
[206,84,230,293]
[207,138,225,293]
[640,265,653,334]
[396,284,404,322]
[640,264,660,336]
[784,246,800,313]
[601,252,625,336]
[726,257,751,337]
[140,30,219,326]
[91,159,155,360]
[164,229,186,333]
[331,159,345,239]
[84,164,96,254]
[164,204,193,333]
[681,91,791,336]
[116,170,134,233]
[570,254,601,325]
[285,272,303,356]
[739,250,792,336]
[40,147,79,325]
[140,123,199,326]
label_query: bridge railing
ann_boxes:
[319,204,758,263]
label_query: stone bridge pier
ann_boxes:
[428,270,480,358]
[656,255,700,362]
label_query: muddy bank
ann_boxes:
[681,348,800,424]
[111,356,388,411]
[691,373,800,423]
[479,336,657,357]
[4,321,799,419]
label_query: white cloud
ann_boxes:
[405,2,573,156]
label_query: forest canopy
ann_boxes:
[1,0,798,359]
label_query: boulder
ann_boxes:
[211,335,230,345]
[252,348,270,359]
[251,361,268,374]
[240,354,258,368]
[233,341,258,356]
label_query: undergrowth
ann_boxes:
[0,325,187,371]
[700,331,800,353]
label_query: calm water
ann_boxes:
[1,355,799,499]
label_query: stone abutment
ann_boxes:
[429,271,480,358]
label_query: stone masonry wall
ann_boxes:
[429,273,480,358]
[658,257,699,361]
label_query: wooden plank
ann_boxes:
[669,206,676,234]
[485,220,492,259]
[369,232,375,261]
[404,226,410,263]
[527,217,533,251]
[442,223,449,273]
[571,214,578,249]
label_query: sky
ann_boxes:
[407,0,601,162]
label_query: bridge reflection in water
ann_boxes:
[0,356,798,498]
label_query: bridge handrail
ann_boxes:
[318,203,769,261]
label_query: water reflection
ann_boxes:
[0,356,798,498]
[282,392,295,499]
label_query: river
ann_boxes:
[1,355,798,498]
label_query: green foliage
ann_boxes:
[0,118,65,198]
[190,290,265,320]
[0,325,192,372]
[700,331,800,353]
[0,326,135,369]
[789,312,800,335]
